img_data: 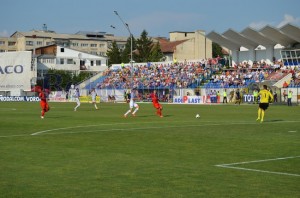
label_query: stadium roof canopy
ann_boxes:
[205,31,240,50]
[206,23,300,50]
[279,23,300,43]
[240,27,277,46]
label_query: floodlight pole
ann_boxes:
[114,11,133,89]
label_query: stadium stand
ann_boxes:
[80,58,300,90]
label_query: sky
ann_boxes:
[1,0,300,38]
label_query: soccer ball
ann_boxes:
[195,114,200,118]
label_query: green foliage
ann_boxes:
[212,42,223,58]
[106,41,122,65]
[107,30,164,64]
[37,69,94,91]
[134,30,154,62]
[149,41,164,62]
[121,36,136,63]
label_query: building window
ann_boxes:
[26,41,34,46]
[90,51,97,55]
[0,41,5,45]
[81,43,88,47]
[61,48,64,52]
[99,44,105,48]
[8,42,16,46]
[36,41,43,45]
[90,44,97,47]
[60,58,64,64]
[72,43,79,47]
[96,60,101,65]
[46,42,52,45]
[67,59,73,64]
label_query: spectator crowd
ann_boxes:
[96,58,300,90]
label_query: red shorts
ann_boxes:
[153,103,162,109]
[40,102,50,112]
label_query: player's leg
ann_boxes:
[74,99,80,111]
[158,104,163,117]
[124,101,133,117]
[132,104,139,116]
[93,101,98,109]
[260,110,265,123]
[256,107,261,121]
[40,103,46,118]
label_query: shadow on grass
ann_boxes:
[265,119,285,122]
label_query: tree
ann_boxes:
[37,69,94,91]
[149,41,164,62]
[106,41,121,65]
[134,30,153,62]
[212,42,223,58]
[121,36,136,63]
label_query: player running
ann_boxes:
[90,88,99,110]
[74,88,81,111]
[38,87,50,119]
[124,89,139,117]
[256,85,273,123]
[150,90,163,117]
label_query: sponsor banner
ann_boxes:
[0,96,40,102]
[243,94,255,103]
[79,96,101,103]
[173,96,204,104]
[0,51,32,91]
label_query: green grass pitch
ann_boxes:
[0,102,299,197]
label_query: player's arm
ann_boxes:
[269,92,274,103]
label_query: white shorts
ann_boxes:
[129,100,138,108]
[75,98,80,105]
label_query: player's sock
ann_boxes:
[261,110,265,122]
[124,110,131,116]
[132,108,138,115]
[158,109,162,116]
[94,104,98,109]
[257,108,261,120]
[156,109,160,115]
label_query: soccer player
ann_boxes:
[38,88,50,119]
[235,89,241,105]
[150,90,163,117]
[74,88,81,111]
[90,88,98,110]
[124,89,139,117]
[256,85,274,123]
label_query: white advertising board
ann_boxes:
[0,51,32,91]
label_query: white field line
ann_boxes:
[0,134,29,138]
[0,120,299,138]
[215,156,300,177]
[31,120,300,136]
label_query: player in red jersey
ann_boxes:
[38,88,50,119]
[150,90,163,117]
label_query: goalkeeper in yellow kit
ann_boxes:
[256,85,274,123]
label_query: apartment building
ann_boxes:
[0,29,128,56]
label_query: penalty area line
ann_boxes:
[215,156,300,177]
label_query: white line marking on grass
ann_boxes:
[288,131,297,133]
[31,120,300,136]
[1,120,299,138]
[30,121,189,136]
[0,134,29,138]
[215,156,300,177]
[0,108,17,111]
